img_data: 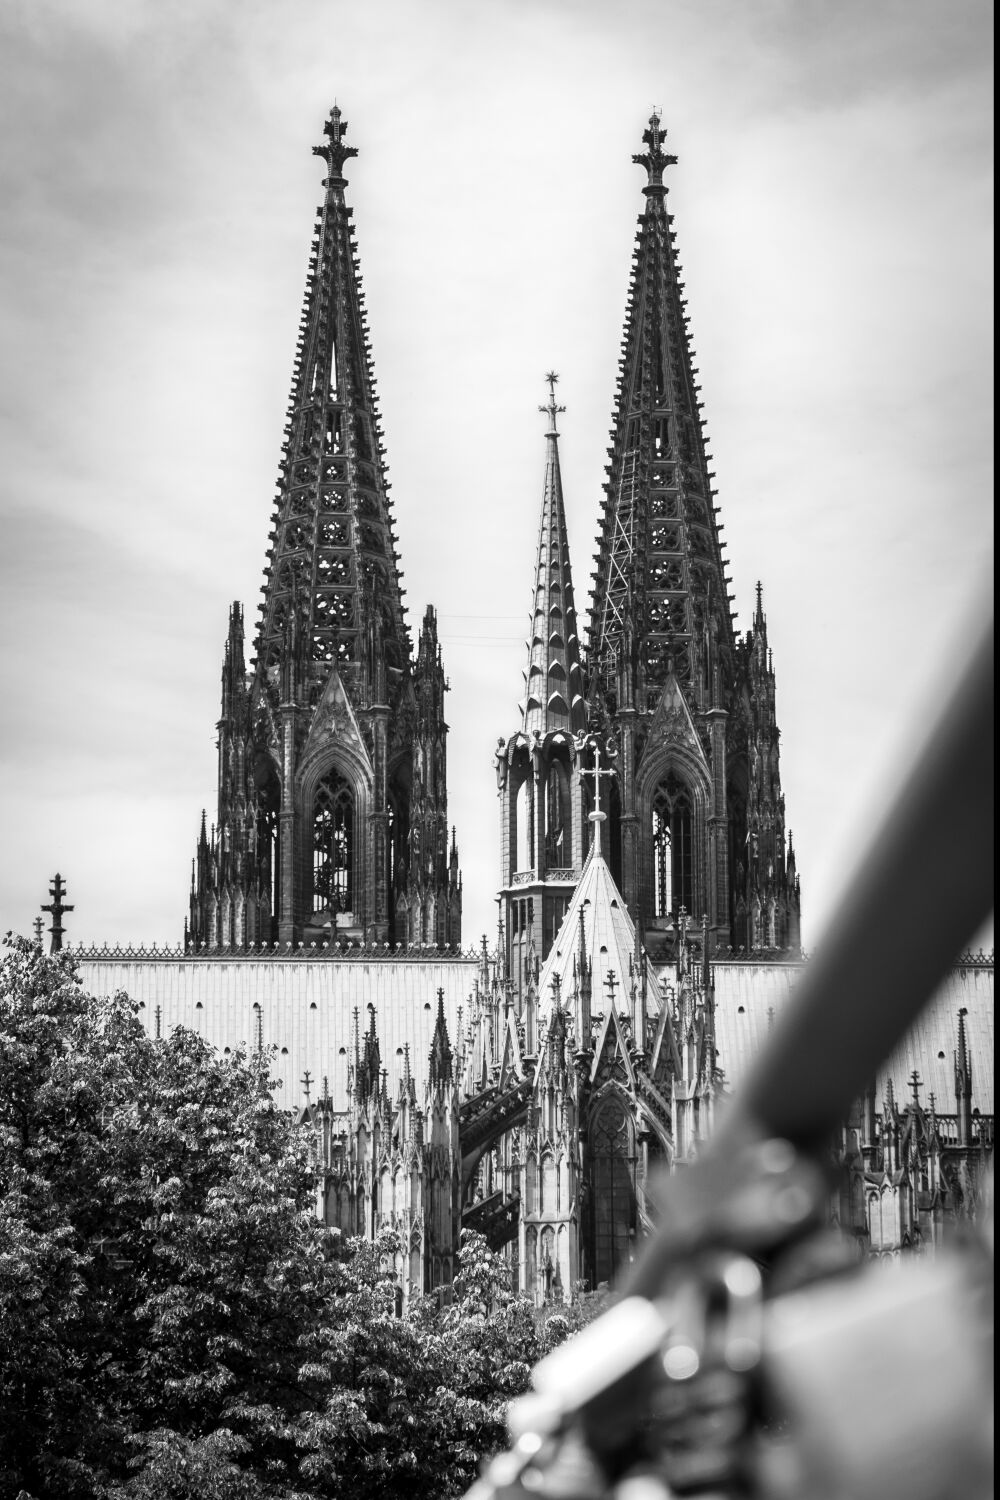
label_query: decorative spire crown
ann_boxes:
[632,111,677,193]
[313,104,358,186]
[539,370,565,437]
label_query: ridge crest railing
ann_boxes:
[68,941,485,963]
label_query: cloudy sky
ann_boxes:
[0,0,992,953]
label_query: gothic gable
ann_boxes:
[641,666,709,774]
[302,667,373,774]
[590,1005,638,1096]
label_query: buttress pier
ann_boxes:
[188,108,462,951]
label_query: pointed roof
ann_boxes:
[253,106,408,683]
[537,835,664,1037]
[428,986,454,1087]
[356,1001,382,1105]
[589,115,733,695]
[521,374,586,736]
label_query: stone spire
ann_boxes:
[186,107,461,952]
[254,104,408,680]
[580,116,800,957]
[590,113,733,701]
[356,1002,382,1105]
[521,374,586,737]
[428,987,454,1088]
[955,1007,973,1144]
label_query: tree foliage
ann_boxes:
[0,937,599,1499]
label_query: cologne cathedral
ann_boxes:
[74,107,993,1302]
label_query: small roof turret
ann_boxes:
[521,373,586,737]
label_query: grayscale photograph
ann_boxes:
[0,3,992,1498]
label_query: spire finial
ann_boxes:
[632,110,677,194]
[581,742,615,857]
[538,371,566,437]
[313,103,359,187]
[41,873,74,953]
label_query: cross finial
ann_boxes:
[538,371,566,437]
[605,969,619,1006]
[632,110,677,193]
[302,1069,313,1104]
[909,1069,922,1106]
[580,742,616,856]
[32,916,44,947]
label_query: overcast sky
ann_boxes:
[0,0,992,954]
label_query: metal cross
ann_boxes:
[580,742,616,823]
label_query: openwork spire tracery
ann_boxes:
[255,106,408,689]
[591,113,733,702]
[188,108,461,953]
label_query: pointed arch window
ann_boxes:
[313,769,354,914]
[652,772,693,919]
[590,1097,634,1286]
[544,761,569,866]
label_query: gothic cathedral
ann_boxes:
[73,105,986,1301]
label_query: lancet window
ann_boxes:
[590,1097,634,1287]
[652,772,693,918]
[312,769,354,913]
[544,760,570,866]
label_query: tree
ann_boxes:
[0,937,598,1500]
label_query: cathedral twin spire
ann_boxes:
[188,104,798,959]
[500,111,800,966]
[592,112,733,702]
[256,104,408,689]
[188,106,460,953]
